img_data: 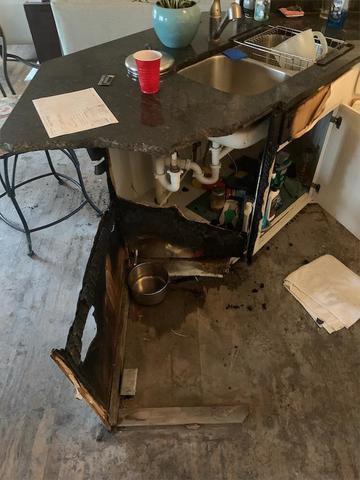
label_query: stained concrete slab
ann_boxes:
[1,160,359,480]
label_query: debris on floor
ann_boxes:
[284,254,360,333]
[120,368,138,397]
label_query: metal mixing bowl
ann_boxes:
[128,262,169,306]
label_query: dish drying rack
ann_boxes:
[234,25,346,72]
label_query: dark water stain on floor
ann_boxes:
[132,279,208,337]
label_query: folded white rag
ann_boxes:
[284,255,360,333]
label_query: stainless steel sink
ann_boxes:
[178,55,289,96]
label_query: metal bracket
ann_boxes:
[330,115,342,129]
[311,182,321,193]
[94,159,107,175]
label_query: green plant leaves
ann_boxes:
[157,0,194,8]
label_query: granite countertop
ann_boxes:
[1,12,359,156]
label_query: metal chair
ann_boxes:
[0,96,102,256]
[0,24,38,96]
[0,25,16,96]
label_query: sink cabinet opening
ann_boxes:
[108,138,266,245]
[155,141,264,227]
[51,200,249,429]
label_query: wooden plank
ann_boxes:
[51,351,111,430]
[107,250,130,426]
[120,368,138,397]
[117,405,249,427]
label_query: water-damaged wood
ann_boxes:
[51,208,128,429]
[50,194,246,429]
[113,198,246,258]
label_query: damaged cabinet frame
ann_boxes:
[51,144,255,430]
[50,200,249,430]
[51,64,360,429]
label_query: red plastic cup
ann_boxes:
[133,50,162,94]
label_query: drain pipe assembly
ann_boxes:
[153,142,233,195]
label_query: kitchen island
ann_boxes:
[1,10,359,430]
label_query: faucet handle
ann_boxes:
[210,0,222,18]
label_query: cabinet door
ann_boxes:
[314,104,360,239]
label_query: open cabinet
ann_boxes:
[313,103,360,239]
[250,63,360,255]
[51,202,249,430]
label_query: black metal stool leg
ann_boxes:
[0,80,6,97]
[45,150,64,185]
[2,156,34,256]
[0,149,102,255]
[65,149,102,216]
[0,34,16,95]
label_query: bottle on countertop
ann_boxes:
[243,0,256,18]
[327,0,349,28]
[254,0,271,21]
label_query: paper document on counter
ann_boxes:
[33,88,118,138]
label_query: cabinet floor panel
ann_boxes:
[122,277,249,410]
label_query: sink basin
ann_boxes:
[178,55,289,96]
[178,53,290,150]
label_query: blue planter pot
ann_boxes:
[152,2,201,49]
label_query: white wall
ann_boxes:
[52,0,233,55]
[0,0,33,44]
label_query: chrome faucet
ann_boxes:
[209,0,243,41]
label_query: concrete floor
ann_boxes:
[1,49,360,480]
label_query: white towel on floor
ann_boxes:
[284,255,360,333]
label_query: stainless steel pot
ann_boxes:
[128,261,169,306]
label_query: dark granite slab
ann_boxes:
[1,12,359,156]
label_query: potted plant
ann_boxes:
[152,0,201,49]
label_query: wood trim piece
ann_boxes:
[117,405,249,428]
[107,251,130,427]
[51,350,111,430]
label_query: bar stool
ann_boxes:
[0,95,102,256]
[0,24,38,96]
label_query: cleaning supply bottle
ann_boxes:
[254,0,271,21]
[242,201,253,233]
[327,0,349,28]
